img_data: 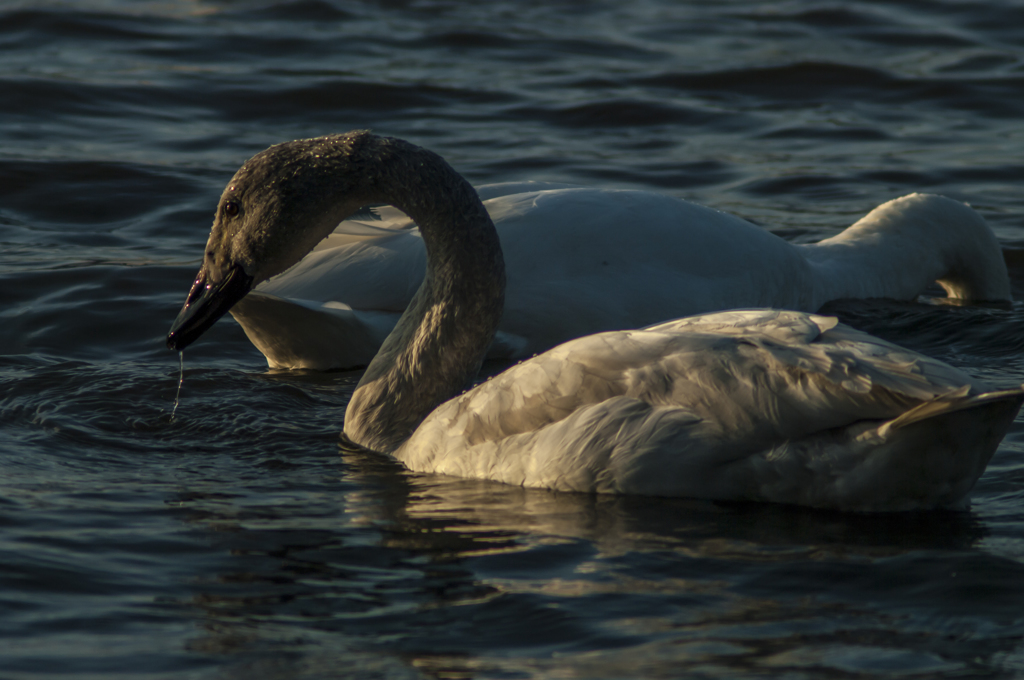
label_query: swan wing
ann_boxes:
[397,310,1022,510]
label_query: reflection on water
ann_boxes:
[168,444,1023,678]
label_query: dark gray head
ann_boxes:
[167,132,379,351]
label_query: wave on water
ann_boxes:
[3,0,1024,677]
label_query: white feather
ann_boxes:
[231,186,1010,369]
[398,310,1022,511]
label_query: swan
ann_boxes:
[227,178,1011,370]
[167,131,1024,511]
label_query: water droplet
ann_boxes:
[171,352,185,422]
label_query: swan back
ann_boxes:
[491,188,819,344]
[228,185,1011,371]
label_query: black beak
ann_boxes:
[166,264,254,351]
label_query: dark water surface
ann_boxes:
[4,1,1024,677]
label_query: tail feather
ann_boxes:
[756,386,1024,512]
[879,385,1017,435]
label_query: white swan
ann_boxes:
[228,180,1011,370]
[167,132,1024,511]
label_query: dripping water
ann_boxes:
[171,351,184,421]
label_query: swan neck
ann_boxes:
[803,194,1011,305]
[340,134,506,453]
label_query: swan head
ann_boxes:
[167,133,377,351]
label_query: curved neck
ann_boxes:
[337,134,506,453]
[801,193,1011,306]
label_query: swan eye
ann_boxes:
[223,201,240,217]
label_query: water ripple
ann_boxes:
[4,0,1024,677]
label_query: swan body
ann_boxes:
[399,309,1022,511]
[167,132,1023,511]
[230,183,1010,369]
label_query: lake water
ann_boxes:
[3,0,1024,677]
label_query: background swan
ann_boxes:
[229,179,1011,370]
[167,132,1023,512]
